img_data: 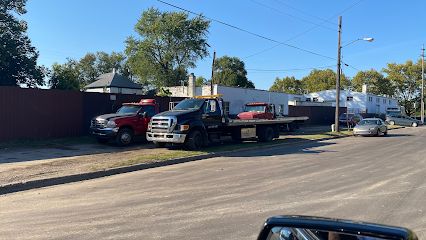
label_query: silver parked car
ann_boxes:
[353,118,388,136]
[386,115,421,127]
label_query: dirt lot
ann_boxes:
[0,126,349,187]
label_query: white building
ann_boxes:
[303,85,400,114]
[166,74,290,116]
[84,70,143,95]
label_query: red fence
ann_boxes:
[0,87,183,142]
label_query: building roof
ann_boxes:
[85,72,142,89]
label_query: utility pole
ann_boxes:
[335,16,342,132]
[421,44,425,124]
[210,50,216,95]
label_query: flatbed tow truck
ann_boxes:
[146,95,308,150]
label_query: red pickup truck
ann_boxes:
[90,99,159,146]
[237,102,277,120]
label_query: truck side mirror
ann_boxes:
[138,112,147,118]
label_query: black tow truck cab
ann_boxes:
[146,95,308,150]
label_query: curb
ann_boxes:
[0,134,350,196]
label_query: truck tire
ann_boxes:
[154,141,166,148]
[258,126,274,142]
[96,138,109,144]
[185,130,203,150]
[115,128,133,146]
[389,120,395,126]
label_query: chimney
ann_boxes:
[362,84,368,94]
[188,73,196,97]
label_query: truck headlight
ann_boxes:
[106,120,117,128]
[147,123,152,131]
[180,125,190,131]
[369,127,376,131]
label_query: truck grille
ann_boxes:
[91,119,107,129]
[151,116,176,133]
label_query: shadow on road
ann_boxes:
[218,138,337,158]
[384,134,413,138]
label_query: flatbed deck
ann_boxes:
[227,116,309,126]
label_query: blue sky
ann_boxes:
[25,0,426,90]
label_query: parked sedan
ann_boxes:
[353,118,388,136]
[386,115,421,127]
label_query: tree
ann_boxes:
[95,51,126,75]
[49,60,80,90]
[156,87,172,97]
[0,0,47,87]
[383,60,422,115]
[352,69,395,96]
[212,56,255,88]
[269,76,304,94]
[195,76,207,87]
[78,51,128,85]
[125,8,210,87]
[78,53,98,85]
[301,69,349,93]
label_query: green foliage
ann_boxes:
[383,60,422,115]
[48,51,128,90]
[49,60,80,90]
[156,87,172,97]
[78,51,127,85]
[0,0,47,87]
[269,76,304,94]
[301,69,349,93]
[196,76,207,87]
[94,52,127,76]
[352,69,394,96]
[78,53,98,85]
[212,56,255,88]
[125,8,210,88]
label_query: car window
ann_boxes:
[204,100,220,114]
[142,105,156,117]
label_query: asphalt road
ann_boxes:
[1,127,425,240]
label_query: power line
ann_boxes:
[272,0,336,26]
[250,0,335,32]
[156,0,335,61]
[247,65,336,72]
[244,0,365,59]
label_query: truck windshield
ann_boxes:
[174,99,205,110]
[244,105,266,112]
[117,105,141,114]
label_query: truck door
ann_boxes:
[136,105,156,135]
[202,99,222,132]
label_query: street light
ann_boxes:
[341,37,374,48]
[334,16,374,132]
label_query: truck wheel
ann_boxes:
[412,122,418,127]
[154,141,166,148]
[96,138,109,144]
[115,128,133,146]
[389,120,395,126]
[185,130,203,150]
[259,127,274,142]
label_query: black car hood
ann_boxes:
[95,113,135,121]
[155,109,200,117]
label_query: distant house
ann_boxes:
[84,70,143,95]
[303,85,400,114]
